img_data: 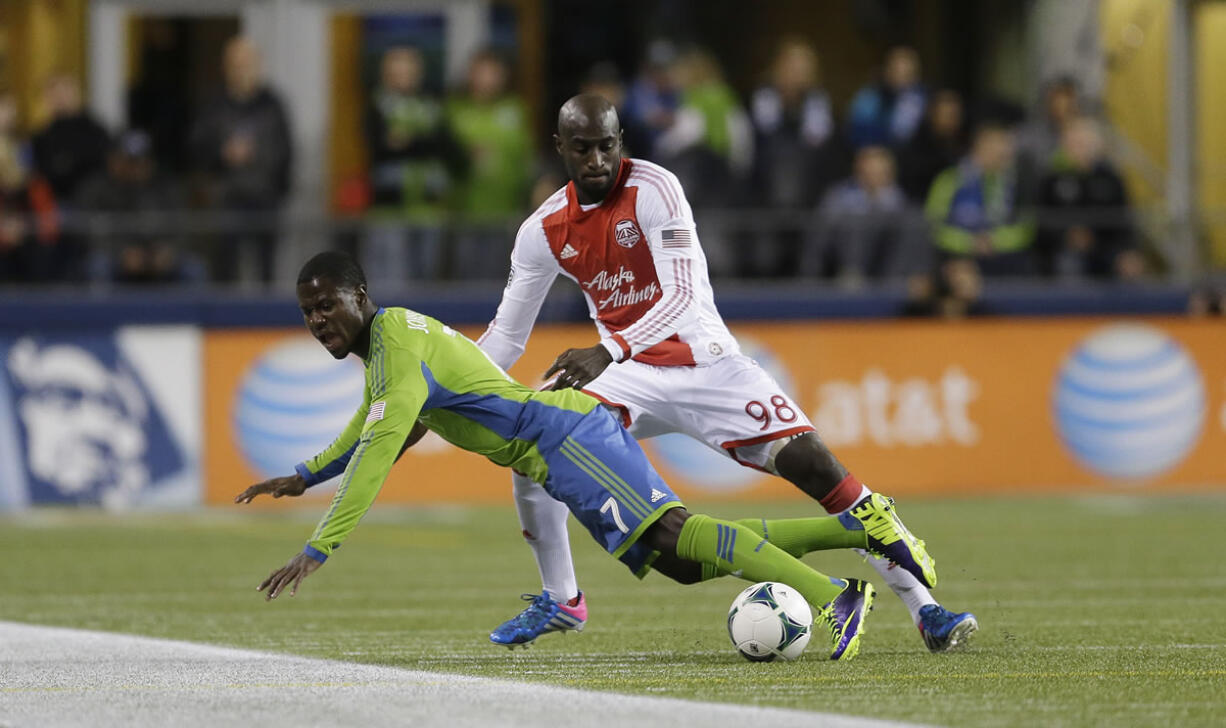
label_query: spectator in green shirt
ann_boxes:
[447,49,532,278]
[924,123,1035,276]
[363,45,465,285]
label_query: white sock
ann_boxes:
[856,549,937,625]
[512,471,579,602]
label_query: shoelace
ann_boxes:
[509,593,554,630]
[814,603,839,640]
[878,497,928,552]
[921,606,953,630]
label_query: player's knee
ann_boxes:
[651,552,703,584]
[775,433,847,492]
[643,507,689,554]
[664,565,703,585]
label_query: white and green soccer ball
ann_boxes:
[726,581,813,662]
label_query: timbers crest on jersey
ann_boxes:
[614,219,641,248]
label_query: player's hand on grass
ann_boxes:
[234,474,308,504]
[546,344,614,390]
[257,552,322,601]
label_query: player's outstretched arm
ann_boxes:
[234,473,308,504]
[238,419,424,504]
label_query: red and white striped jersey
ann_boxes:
[478,158,738,370]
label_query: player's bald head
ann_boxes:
[557,93,620,140]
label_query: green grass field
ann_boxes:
[2,495,1224,727]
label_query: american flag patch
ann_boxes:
[661,229,691,248]
[366,401,387,423]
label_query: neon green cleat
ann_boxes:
[843,493,938,588]
[813,578,875,661]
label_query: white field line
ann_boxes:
[0,621,930,728]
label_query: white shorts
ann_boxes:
[581,354,815,472]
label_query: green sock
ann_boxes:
[734,516,867,558]
[677,514,845,607]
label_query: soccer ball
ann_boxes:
[726,581,813,662]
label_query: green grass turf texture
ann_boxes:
[2,495,1224,727]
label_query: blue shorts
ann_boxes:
[542,407,684,576]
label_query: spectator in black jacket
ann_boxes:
[1037,116,1142,279]
[31,73,110,202]
[897,89,968,203]
[192,36,292,283]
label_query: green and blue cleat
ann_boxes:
[489,591,587,648]
[814,577,875,661]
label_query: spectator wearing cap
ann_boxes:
[363,45,466,286]
[1036,116,1142,279]
[191,36,292,284]
[925,123,1035,276]
[582,61,652,160]
[623,39,681,160]
[847,45,927,151]
[76,130,195,284]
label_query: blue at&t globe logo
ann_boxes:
[233,337,366,480]
[1053,324,1205,481]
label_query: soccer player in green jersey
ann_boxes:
[236,251,920,660]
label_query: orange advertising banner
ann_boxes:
[204,317,1226,505]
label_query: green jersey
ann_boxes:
[294,307,597,561]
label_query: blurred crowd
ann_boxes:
[572,40,1147,317]
[0,33,1155,311]
[0,37,290,286]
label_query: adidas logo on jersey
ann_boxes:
[560,244,578,259]
[651,488,668,503]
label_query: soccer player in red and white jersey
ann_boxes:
[478,95,976,652]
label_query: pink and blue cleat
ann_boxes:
[489,591,588,648]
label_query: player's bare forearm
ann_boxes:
[545,344,614,390]
[396,421,429,462]
[234,474,308,504]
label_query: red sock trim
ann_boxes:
[566,595,581,607]
[819,473,863,514]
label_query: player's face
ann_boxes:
[556,117,622,204]
[297,277,367,359]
